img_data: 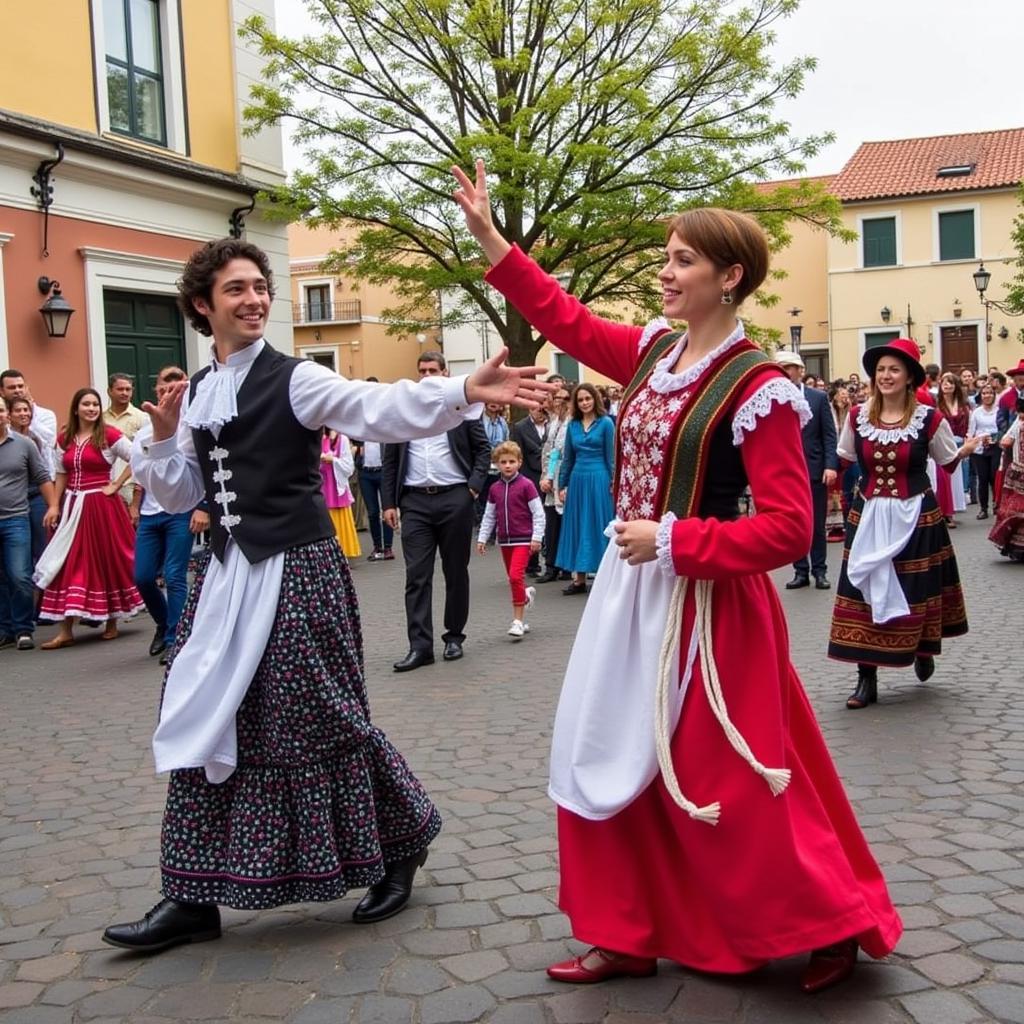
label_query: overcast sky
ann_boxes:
[274,0,1024,178]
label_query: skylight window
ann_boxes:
[936,165,975,178]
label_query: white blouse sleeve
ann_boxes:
[836,415,857,464]
[109,436,134,463]
[289,361,482,440]
[332,437,355,490]
[130,418,206,514]
[928,417,960,467]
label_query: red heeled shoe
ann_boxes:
[547,947,657,984]
[800,938,858,994]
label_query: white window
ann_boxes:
[91,0,187,153]
[856,210,902,269]
[302,347,338,372]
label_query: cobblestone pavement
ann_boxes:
[1,512,1022,1024]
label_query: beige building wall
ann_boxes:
[288,222,435,381]
[828,189,1023,377]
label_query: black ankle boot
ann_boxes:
[352,848,428,924]
[102,898,221,953]
[846,666,878,710]
[914,655,935,682]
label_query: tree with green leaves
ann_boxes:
[243,0,845,363]
[1005,181,1024,321]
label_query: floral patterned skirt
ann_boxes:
[159,539,441,909]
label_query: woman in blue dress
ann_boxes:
[557,383,615,594]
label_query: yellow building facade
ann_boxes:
[0,0,290,409]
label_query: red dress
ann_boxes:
[39,428,145,621]
[485,247,902,972]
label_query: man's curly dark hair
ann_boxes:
[177,238,276,336]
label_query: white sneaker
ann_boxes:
[508,619,525,639]
[522,621,530,634]
[525,586,536,610]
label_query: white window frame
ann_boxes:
[79,246,202,391]
[299,346,338,372]
[300,278,335,323]
[90,0,187,154]
[858,326,904,361]
[932,203,981,264]
[856,210,903,270]
[0,232,13,370]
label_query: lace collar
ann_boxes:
[855,402,928,444]
[648,321,746,394]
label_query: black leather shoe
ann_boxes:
[149,629,167,657]
[393,649,435,672]
[785,575,810,590]
[442,640,463,661]
[562,581,588,595]
[813,574,831,590]
[535,571,559,584]
[914,655,935,682]
[102,898,220,953]
[976,509,989,520]
[352,849,428,924]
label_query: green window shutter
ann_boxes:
[864,331,901,349]
[862,218,897,267]
[938,210,975,261]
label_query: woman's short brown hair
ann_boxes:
[665,208,770,306]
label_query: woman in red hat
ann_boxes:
[988,395,1024,560]
[996,359,1024,434]
[453,159,901,996]
[828,340,982,708]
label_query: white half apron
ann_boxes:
[548,522,698,820]
[32,488,101,590]
[847,495,922,624]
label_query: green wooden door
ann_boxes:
[104,291,185,401]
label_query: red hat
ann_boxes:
[1007,359,1024,377]
[863,338,925,388]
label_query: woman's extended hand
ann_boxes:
[451,160,513,266]
[613,519,660,565]
[101,482,120,497]
[465,347,554,411]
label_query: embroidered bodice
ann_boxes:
[60,435,128,491]
[850,405,942,500]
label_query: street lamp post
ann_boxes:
[972,261,1023,370]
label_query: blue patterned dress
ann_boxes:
[556,416,615,573]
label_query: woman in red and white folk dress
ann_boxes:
[35,388,144,647]
[453,160,901,994]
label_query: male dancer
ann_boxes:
[104,238,549,952]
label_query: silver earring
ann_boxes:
[721,288,734,305]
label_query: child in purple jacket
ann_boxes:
[476,441,546,638]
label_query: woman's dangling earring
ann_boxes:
[721,287,734,306]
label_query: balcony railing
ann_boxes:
[293,300,361,324]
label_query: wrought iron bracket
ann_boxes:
[229,196,256,239]
[30,142,65,257]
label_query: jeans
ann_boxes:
[134,511,193,646]
[359,467,393,550]
[0,515,35,637]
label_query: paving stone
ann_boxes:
[38,980,107,1006]
[483,969,562,999]
[608,974,684,1013]
[14,955,79,984]
[356,993,414,1023]
[934,894,1000,917]
[898,990,989,1024]
[440,950,508,983]
[420,984,496,1024]
[209,951,276,981]
[0,1009,74,1024]
[944,920,1001,943]
[495,894,559,918]
[399,929,475,957]
[386,957,450,995]
[478,922,532,949]
[0,982,44,1009]
[291,997,356,1024]
[144,983,238,1019]
[546,986,610,1023]
[76,985,153,1019]
[236,983,309,1018]
[974,939,1024,963]
[433,902,500,929]
[912,952,986,986]
[317,969,380,997]
[969,983,1024,1024]
[485,1004,546,1024]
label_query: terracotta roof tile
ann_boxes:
[831,127,1024,202]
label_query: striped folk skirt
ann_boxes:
[828,491,968,668]
[159,539,441,909]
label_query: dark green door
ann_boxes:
[104,291,185,401]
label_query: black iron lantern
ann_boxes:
[38,277,75,338]
[973,262,991,297]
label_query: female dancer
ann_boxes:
[968,382,1001,520]
[453,159,901,993]
[320,429,361,558]
[988,396,1024,560]
[932,372,970,526]
[828,342,981,707]
[828,385,853,536]
[35,388,144,646]
[556,383,614,595]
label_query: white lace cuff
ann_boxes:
[656,511,678,576]
[732,378,811,446]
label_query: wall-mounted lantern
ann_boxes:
[38,277,75,338]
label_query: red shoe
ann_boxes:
[800,938,858,994]
[547,947,657,984]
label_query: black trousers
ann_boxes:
[794,480,828,577]
[400,487,474,651]
[971,448,1001,512]
[544,504,563,573]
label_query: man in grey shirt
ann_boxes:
[0,396,58,650]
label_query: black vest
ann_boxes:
[190,344,333,563]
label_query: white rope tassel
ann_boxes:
[654,577,721,825]
[694,580,792,798]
